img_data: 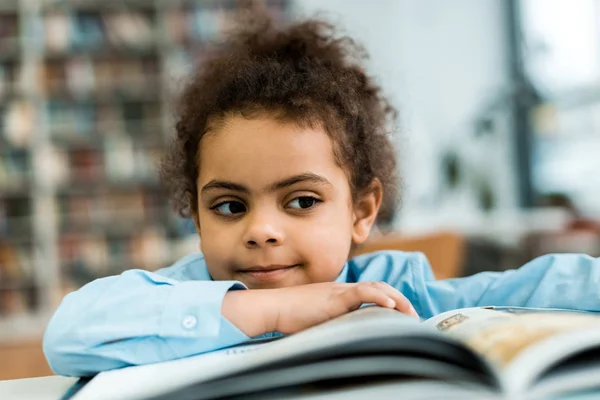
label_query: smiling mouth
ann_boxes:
[238,264,300,280]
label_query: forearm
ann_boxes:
[43,270,250,376]
[421,254,600,317]
[222,289,277,337]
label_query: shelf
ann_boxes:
[60,223,166,238]
[0,91,33,103]
[0,231,35,244]
[50,133,165,149]
[43,88,162,104]
[0,232,34,244]
[0,47,20,63]
[156,0,244,10]
[0,184,32,197]
[55,179,162,195]
[48,118,165,137]
[0,280,36,291]
[0,138,31,152]
[0,236,35,247]
[44,45,159,61]
[59,210,169,234]
[42,0,156,11]
[0,312,52,342]
[0,2,18,13]
[0,213,33,227]
[0,0,290,340]
[0,93,28,106]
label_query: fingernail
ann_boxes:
[387,298,396,308]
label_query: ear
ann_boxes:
[351,179,383,245]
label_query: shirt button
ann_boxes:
[182,315,197,329]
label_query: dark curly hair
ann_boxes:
[161,10,400,226]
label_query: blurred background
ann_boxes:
[1,0,600,380]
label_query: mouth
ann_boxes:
[237,264,300,281]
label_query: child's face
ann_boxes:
[195,115,380,289]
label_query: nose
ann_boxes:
[243,208,285,248]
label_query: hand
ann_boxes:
[223,282,418,337]
[270,282,419,334]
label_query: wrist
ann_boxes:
[222,289,278,337]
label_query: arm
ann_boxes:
[43,269,251,377]
[45,258,416,377]
[411,253,600,318]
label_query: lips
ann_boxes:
[242,264,297,272]
[237,264,300,281]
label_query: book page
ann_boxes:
[424,307,600,394]
[71,340,274,400]
[73,307,424,400]
[424,308,600,369]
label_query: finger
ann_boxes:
[342,284,397,311]
[368,282,419,319]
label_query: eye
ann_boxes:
[286,196,321,210]
[211,201,246,216]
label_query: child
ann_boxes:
[43,13,600,377]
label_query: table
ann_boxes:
[2,375,600,400]
[0,375,77,400]
[0,376,483,400]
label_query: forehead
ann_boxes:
[197,116,346,188]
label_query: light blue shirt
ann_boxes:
[43,251,600,377]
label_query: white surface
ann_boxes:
[0,376,499,400]
[0,376,77,400]
[0,376,497,400]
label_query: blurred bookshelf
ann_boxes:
[0,0,290,340]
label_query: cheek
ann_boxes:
[295,205,354,279]
[197,216,237,273]
[201,241,234,281]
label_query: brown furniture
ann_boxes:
[355,231,465,279]
[0,340,52,381]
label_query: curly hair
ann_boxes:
[161,10,400,226]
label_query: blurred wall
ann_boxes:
[294,0,519,234]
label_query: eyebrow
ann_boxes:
[201,173,333,195]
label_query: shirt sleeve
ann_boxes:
[43,269,250,377]
[411,252,600,319]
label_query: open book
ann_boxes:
[68,306,600,400]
